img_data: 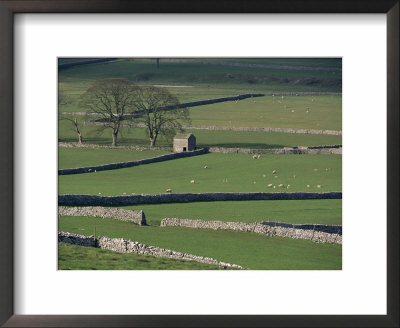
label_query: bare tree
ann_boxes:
[59,116,83,144]
[132,86,191,147]
[81,78,138,146]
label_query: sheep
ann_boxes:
[166,188,172,193]
[306,185,310,188]
[267,184,273,188]
[253,181,257,184]
[262,174,266,178]
[252,155,258,159]
[314,168,318,171]
[287,184,290,189]
[274,176,278,179]
[204,165,208,169]
[123,192,126,195]
[257,154,260,159]
[88,169,92,172]
[317,185,322,188]
[190,180,195,184]
[278,184,285,188]
[291,110,295,113]
[98,192,102,195]
[272,170,277,174]
[273,186,276,189]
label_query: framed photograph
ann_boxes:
[1,1,398,327]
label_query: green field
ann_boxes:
[58,58,341,114]
[118,199,341,226]
[59,216,341,270]
[58,242,228,270]
[58,58,342,270]
[59,147,170,169]
[189,96,341,131]
[59,153,341,196]
[59,119,342,149]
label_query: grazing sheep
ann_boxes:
[273,186,276,189]
[278,184,285,188]
[287,184,290,189]
[274,176,278,179]
[272,170,277,174]
[204,165,208,169]
[253,181,256,184]
[190,180,195,184]
[317,185,322,188]
[267,184,273,188]
[252,155,258,159]
[98,192,102,195]
[257,154,260,159]
[123,192,126,195]
[306,185,310,188]
[166,188,172,193]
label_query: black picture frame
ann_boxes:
[0,1,398,327]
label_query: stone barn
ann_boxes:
[173,133,196,152]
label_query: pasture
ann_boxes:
[189,95,342,131]
[58,58,342,270]
[120,199,342,226]
[58,152,341,196]
[58,58,342,113]
[59,242,226,270]
[59,216,342,270]
[58,120,342,149]
[59,147,169,169]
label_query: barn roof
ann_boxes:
[174,133,194,140]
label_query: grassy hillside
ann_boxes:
[119,199,342,226]
[59,119,342,149]
[58,242,229,270]
[189,95,342,130]
[59,216,342,270]
[58,153,342,195]
[58,58,342,113]
[59,147,170,169]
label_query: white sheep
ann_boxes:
[272,170,277,174]
[306,185,310,188]
[190,180,195,184]
[204,165,208,169]
[278,184,285,188]
[267,184,273,188]
[317,185,322,188]
[252,155,258,159]
[166,188,172,193]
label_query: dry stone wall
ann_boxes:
[58,191,342,206]
[58,148,208,175]
[208,146,342,155]
[58,206,146,225]
[58,231,243,269]
[161,218,342,244]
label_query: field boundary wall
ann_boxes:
[58,192,342,206]
[58,148,208,175]
[160,218,342,244]
[58,231,242,269]
[58,206,146,225]
[208,146,342,154]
